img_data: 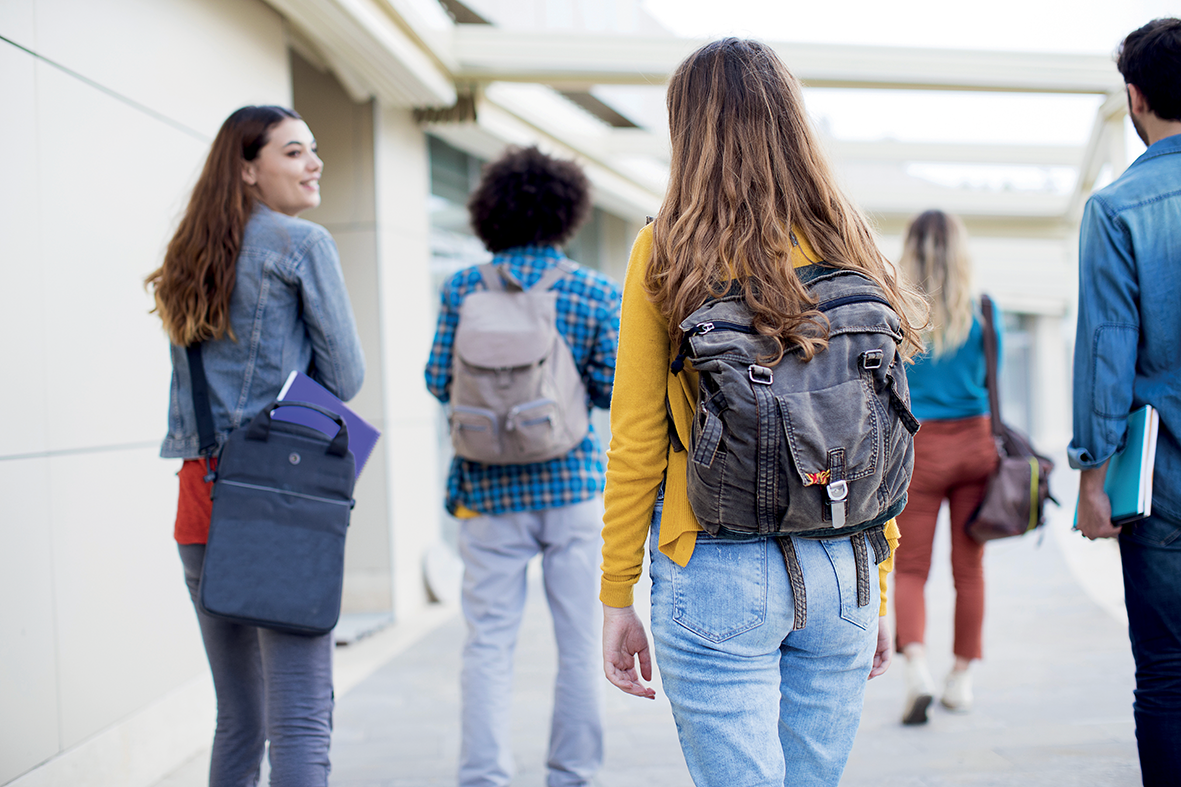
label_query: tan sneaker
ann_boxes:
[902,656,936,725]
[941,669,973,713]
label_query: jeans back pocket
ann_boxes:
[671,536,769,642]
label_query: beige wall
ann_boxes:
[293,53,397,615]
[0,0,290,784]
[292,53,445,622]
[374,104,442,621]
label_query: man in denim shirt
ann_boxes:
[1070,19,1181,785]
[425,147,621,787]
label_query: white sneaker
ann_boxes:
[902,656,936,725]
[941,669,973,713]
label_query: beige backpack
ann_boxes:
[449,261,589,465]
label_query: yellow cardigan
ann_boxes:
[600,223,900,614]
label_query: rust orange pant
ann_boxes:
[894,415,998,661]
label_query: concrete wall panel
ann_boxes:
[375,105,439,620]
[50,448,203,750]
[1,2,296,779]
[0,0,36,51]
[32,0,289,139]
[0,458,60,785]
[34,61,206,453]
[294,52,394,613]
[0,44,49,459]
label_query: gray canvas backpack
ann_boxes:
[449,261,589,465]
[673,266,920,537]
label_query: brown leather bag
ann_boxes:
[965,296,1057,543]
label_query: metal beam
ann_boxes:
[450,28,1123,94]
[264,0,456,107]
[827,140,1086,166]
[504,124,1083,166]
[1068,91,1129,219]
[424,95,664,217]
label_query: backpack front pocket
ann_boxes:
[451,406,500,462]
[505,398,560,459]
[777,379,884,529]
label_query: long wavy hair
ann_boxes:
[647,38,926,362]
[898,210,973,357]
[145,105,300,346]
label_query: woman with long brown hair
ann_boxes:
[599,39,925,785]
[146,105,364,785]
[893,209,998,725]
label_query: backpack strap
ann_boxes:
[748,363,781,534]
[775,537,807,630]
[186,343,218,458]
[665,395,685,453]
[531,258,577,291]
[185,342,220,485]
[478,263,510,292]
[851,530,872,607]
[980,294,1005,443]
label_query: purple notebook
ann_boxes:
[273,371,381,478]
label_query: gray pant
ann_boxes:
[179,545,334,787]
[458,498,605,787]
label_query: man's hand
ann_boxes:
[868,617,892,679]
[1078,464,1122,540]
[602,604,656,699]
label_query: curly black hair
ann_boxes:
[467,146,592,252]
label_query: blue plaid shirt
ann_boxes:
[425,246,622,516]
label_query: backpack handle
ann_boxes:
[245,399,351,457]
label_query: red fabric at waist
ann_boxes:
[175,458,216,545]
[915,414,994,438]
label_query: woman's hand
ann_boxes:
[868,617,893,679]
[602,603,656,699]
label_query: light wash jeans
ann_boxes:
[458,498,605,787]
[648,501,878,787]
[179,545,334,787]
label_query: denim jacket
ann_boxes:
[160,204,365,459]
[1069,134,1181,524]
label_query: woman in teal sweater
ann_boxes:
[894,210,1002,725]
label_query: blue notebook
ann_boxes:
[1105,405,1159,525]
[273,371,381,478]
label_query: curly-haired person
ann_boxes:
[425,145,622,787]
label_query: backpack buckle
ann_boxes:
[861,349,883,369]
[748,365,774,385]
[827,480,848,528]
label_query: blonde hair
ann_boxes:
[898,210,973,357]
[647,38,926,363]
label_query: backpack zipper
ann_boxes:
[671,294,894,373]
[218,479,352,507]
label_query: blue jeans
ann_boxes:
[179,545,334,787]
[1119,515,1181,787]
[648,509,878,787]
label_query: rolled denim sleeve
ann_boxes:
[297,233,366,402]
[1069,195,1140,469]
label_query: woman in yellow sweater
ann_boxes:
[600,39,924,786]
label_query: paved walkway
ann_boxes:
[158,463,1142,785]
